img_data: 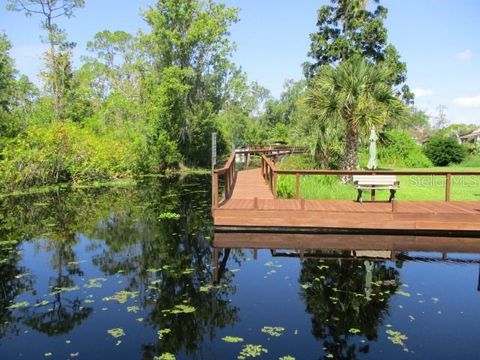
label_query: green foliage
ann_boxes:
[142,0,238,167]
[305,0,412,102]
[375,130,432,168]
[278,155,318,171]
[424,136,467,166]
[0,121,137,191]
[306,55,406,169]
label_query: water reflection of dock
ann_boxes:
[212,233,480,288]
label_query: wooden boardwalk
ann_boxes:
[214,167,480,237]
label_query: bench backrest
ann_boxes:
[353,175,397,185]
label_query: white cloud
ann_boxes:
[453,93,480,108]
[413,88,434,97]
[455,49,473,61]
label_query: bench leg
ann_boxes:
[389,189,396,202]
[357,189,363,203]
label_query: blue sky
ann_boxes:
[1,0,479,124]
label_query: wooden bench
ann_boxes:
[353,175,399,203]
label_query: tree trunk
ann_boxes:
[342,120,359,180]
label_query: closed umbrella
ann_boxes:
[367,127,377,170]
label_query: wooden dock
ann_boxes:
[212,151,480,237]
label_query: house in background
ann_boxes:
[459,128,480,144]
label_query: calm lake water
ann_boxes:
[1,175,480,359]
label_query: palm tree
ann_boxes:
[307,55,405,170]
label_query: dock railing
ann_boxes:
[212,147,305,208]
[261,154,480,203]
[213,149,480,209]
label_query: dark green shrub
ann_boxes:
[424,136,467,166]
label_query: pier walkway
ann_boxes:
[212,149,480,237]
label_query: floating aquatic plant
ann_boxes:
[50,286,80,295]
[107,328,125,338]
[158,328,171,339]
[386,329,408,347]
[8,301,30,309]
[264,261,282,268]
[222,336,244,343]
[68,260,86,266]
[154,353,176,360]
[279,356,295,360]
[162,304,196,315]
[34,300,49,307]
[237,344,268,359]
[85,278,107,288]
[200,285,212,292]
[261,326,285,337]
[103,290,138,304]
[348,328,361,334]
[158,212,181,220]
[127,306,140,313]
[395,290,411,297]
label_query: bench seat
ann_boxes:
[353,175,399,202]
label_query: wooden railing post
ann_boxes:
[212,172,219,208]
[295,173,300,199]
[273,172,278,198]
[445,173,451,202]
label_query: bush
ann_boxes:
[373,130,432,168]
[277,154,318,170]
[424,136,467,166]
[0,122,138,191]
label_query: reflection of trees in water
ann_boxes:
[299,251,400,360]
[89,177,239,358]
[0,248,33,339]
[0,176,238,356]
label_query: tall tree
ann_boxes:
[6,0,85,118]
[307,56,405,170]
[0,33,17,140]
[141,0,239,167]
[0,33,37,142]
[304,0,412,103]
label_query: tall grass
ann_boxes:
[277,172,480,201]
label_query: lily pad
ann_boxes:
[222,336,244,343]
[238,344,268,359]
[261,326,285,337]
[107,328,125,338]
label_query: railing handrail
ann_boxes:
[214,152,236,174]
[275,169,480,176]
[214,148,480,208]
